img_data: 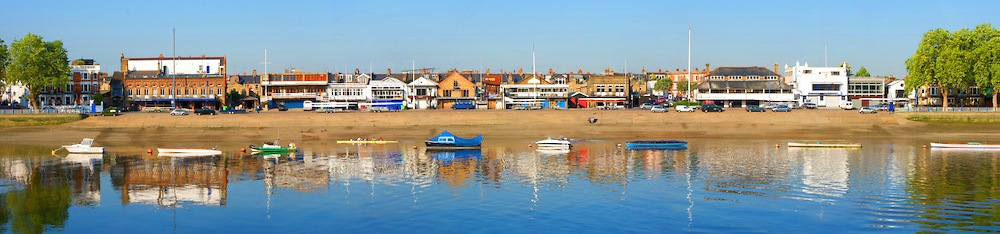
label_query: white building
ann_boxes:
[2,81,30,107]
[39,59,101,108]
[367,75,408,110]
[500,74,569,109]
[784,62,849,107]
[407,76,438,109]
[695,66,796,107]
[325,73,371,109]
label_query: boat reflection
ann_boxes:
[428,149,481,165]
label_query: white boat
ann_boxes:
[157,148,222,155]
[787,141,862,148]
[930,142,1000,149]
[536,137,572,149]
[55,138,105,154]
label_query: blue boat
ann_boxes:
[425,131,483,149]
[626,140,688,150]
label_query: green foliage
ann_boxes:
[675,79,692,97]
[972,23,1000,107]
[906,23,1000,108]
[905,28,951,95]
[92,92,104,106]
[0,38,8,91]
[227,89,243,107]
[4,177,73,233]
[674,100,700,106]
[7,33,70,109]
[652,78,673,93]
[855,66,871,77]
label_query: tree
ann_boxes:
[675,79,693,99]
[935,28,976,109]
[92,91,104,107]
[972,23,1000,108]
[227,89,243,107]
[652,78,673,96]
[0,38,8,96]
[6,33,70,109]
[906,28,951,108]
[855,66,871,77]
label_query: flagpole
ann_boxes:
[172,28,176,109]
[687,25,692,101]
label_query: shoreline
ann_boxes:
[1,109,999,149]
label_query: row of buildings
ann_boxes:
[1,54,988,111]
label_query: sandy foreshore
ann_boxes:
[1,108,998,149]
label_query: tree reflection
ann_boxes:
[3,166,73,234]
[909,150,1000,231]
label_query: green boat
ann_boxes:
[249,140,297,152]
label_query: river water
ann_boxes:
[0,139,997,233]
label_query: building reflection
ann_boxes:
[694,142,793,199]
[908,149,1000,231]
[0,151,102,233]
[112,155,228,207]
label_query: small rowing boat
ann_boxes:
[336,139,399,144]
[788,141,862,148]
[157,148,222,155]
[930,142,1000,149]
[626,140,688,150]
[249,139,297,152]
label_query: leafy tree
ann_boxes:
[675,79,693,99]
[972,23,1000,108]
[652,78,673,96]
[227,89,243,107]
[0,38,8,95]
[906,28,951,107]
[92,91,104,106]
[935,29,976,109]
[855,66,871,77]
[6,33,70,109]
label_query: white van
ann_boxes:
[839,102,854,110]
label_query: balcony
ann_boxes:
[270,92,320,99]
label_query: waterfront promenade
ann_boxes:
[2,109,997,148]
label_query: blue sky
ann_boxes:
[1,0,997,77]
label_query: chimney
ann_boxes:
[355,68,360,74]
[548,68,554,74]
[774,63,779,74]
[253,69,257,76]
[159,54,164,58]
[518,68,523,74]
[578,69,583,74]
[642,66,646,73]
[486,68,491,74]
[387,68,391,75]
[706,63,710,71]
[422,68,427,74]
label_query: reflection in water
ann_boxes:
[0,141,999,232]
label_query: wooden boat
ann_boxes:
[625,140,688,150]
[54,138,104,154]
[788,141,862,148]
[249,140,297,152]
[336,139,399,144]
[425,131,482,149]
[930,142,1000,149]
[536,137,572,149]
[157,148,222,155]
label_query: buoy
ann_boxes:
[241,147,246,152]
[775,144,780,148]
[147,149,153,153]
[529,145,533,148]
[412,146,417,149]
[922,145,927,149]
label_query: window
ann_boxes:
[812,84,841,91]
[970,87,979,95]
[453,80,459,87]
[416,89,427,96]
[804,70,812,74]
[462,90,469,97]
[831,71,840,76]
[929,87,939,96]
[443,90,452,97]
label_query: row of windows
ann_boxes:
[329,88,365,96]
[595,85,626,93]
[812,84,841,91]
[927,87,980,96]
[442,90,470,97]
[128,83,223,88]
[709,76,779,80]
[509,88,568,93]
[42,84,99,93]
[128,89,223,96]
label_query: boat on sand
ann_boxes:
[425,131,482,149]
[53,138,104,154]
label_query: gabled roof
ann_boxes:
[707,67,781,77]
[408,77,439,86]
[238,75,260,84]
[439,71,475,86]
[370,76,407,87]
[517,74,552,85]
[696,80,793,91]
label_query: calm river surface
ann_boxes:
[1,139,998,233]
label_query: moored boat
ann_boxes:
[425,131,482,149]
[788,141,862,148]
[930,142,1000,149]
[625,140,688,150]
[536,137,572,149]
[249,140,297,152]
[157,148,222,155]
[54,138,104,154]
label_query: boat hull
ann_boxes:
[930,142,1000,149]
[249,146,297,152]
[625,140,688,150]
[787,142,862,148]
[157,148,222,155]
[65,146,105,154]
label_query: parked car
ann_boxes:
[859,107,877,114]
[640,103,654,110]
[169,109,189,116]
[277,105,288,111]
[839,102,855,110]
[101,107,120,116]
[772,105,792,112]
[194,108,217,115]
[702,104,724,112]
[220,109,247,114]
[746,106,767,112]
[675,105,696,112]
[804,103,818,109]
[651,105,668,113]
